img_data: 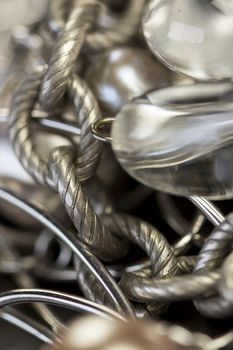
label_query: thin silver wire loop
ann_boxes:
[0,226,64,333]
[0,186,134,317]
[34,230,72,269]
[91,118,113,144]
[190,196,225,226]
[156,192,191,236]
[0,308,55,344]
[112,209,229,309]
[0,289,127,322]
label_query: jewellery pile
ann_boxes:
[0,0,233,349]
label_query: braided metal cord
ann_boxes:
[74,263,163,317]
[79,214,200,307]
[86,0,146,51]
[194,213,233,318]
[73,213,179,314]
[49,146,128,261]
[221,251,233,302]
[177,256,197,273]
[48,0,73,34]
[194,215,233,273]
[112,208,233,310]
[9,69,126,261]
[113,213,221,304]
[75,258,119,311]
[203,251,233,319]
[39,0,100,111]
[102,214,178,278]
[73,255,197,314]
[8,72,54,188]
[47,0,145,52]
[105,215,222,306]
[121,270,220,303]
[9,72,103,184]
[9,71,229,316]
[68,74,103,183]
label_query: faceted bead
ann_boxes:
[142,0,233,80]
[112,82,233,199]
[85,47,172,114]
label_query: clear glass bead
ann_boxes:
[142,0,233,80]
[112,83,233,199]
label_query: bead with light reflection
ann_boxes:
[112,82,233,199]
[85,47,172,114]
[44,316,194,350]
[142,0,233,80]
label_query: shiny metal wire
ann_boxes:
[2,0,233,349]
[48,0,145,51]
[86,0,146,51]
[0,186,134,317]
[40,0,101,110]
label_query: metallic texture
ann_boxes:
[48,0,145,51]
[9,72,53,187]
[0,289,127,322]
[48,0,72,34]
[4,0,233,349]
[73,213,178,314]
[195,214,233,273]
[0,228,64,334]
[39,0,99,111]
[68,74,103,183]
[49,146,128,261]
[86,0,146,51]
[0,186,134,317]
[9,72,103,185]
[121,270,220,303]
[194,213,233,319]
[102,214,178,278]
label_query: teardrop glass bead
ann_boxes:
[112,83,233,199]
[142,0,233,80]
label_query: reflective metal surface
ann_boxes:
[0,1,233,350]
[86,47,172,113]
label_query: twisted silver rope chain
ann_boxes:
[1,0,233,348]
